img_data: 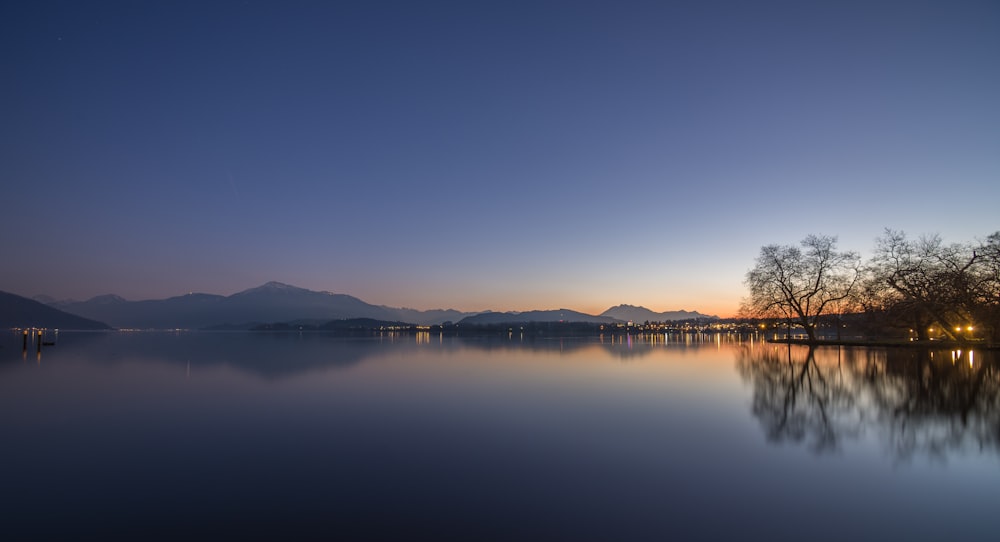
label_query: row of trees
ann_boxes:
[742,230,1000,343]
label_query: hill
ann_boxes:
[600,304,718,322]
[458,309,618,326]
[53,282,476,329]
[0,291,112,330]
[37,282,718,330]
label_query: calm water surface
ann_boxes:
[2,331,997,540]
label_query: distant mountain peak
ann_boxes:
[600,304,717,322]
[257,281,299,290]
[263,280,294,288]
[87,294,128,304]
[458,309,616,325]
[233,281,308,296]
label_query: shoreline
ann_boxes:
[768,338,999,350]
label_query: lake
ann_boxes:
[1,331,997,540]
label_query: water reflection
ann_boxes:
[738,344,1000,460]
[2,331,998,539]
[7,330,997,464]
[2,329,759,375]
[1,331,375,379]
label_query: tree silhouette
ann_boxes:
[866,229,1000,344]
[743,235,861,342]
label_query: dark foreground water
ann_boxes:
[1,331,998,540]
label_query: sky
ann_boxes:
[2,1,998,317]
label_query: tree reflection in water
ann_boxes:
[737,344,1000,460]
[736,345,862,453]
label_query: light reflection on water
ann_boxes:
[1,331,997,540]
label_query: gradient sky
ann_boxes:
[2,1,998,317]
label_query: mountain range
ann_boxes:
[458,309,618,325]
[0,291,112,330]
[599,304,717,323]
[7,281,717,329]
[40,282,472,329]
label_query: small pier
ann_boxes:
[19,328,57,359]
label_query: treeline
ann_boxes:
[859,230,999,342]
[743,230,1000,344]
[249,319,731,337]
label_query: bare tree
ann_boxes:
[868,229,990,342]
[743,235,861,342]
[970,232,1000,343]
[856,263,937,340]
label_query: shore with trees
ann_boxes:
[742,230,1000,347]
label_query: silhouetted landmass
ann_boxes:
[384,307,471,325]
[58,292,226,329]
[38,281,719,332]
[52,281,478,329]
[252,318,413,334]
[600,304,719,322]
[458,309,617,325]
[0,290,112,330]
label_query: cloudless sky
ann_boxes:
[2,1,998,317]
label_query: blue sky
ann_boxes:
[2,1,998,316]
